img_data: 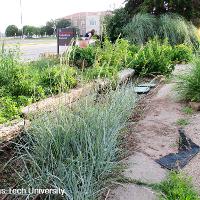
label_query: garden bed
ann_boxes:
[0,35,197,200]
[0,68,135,143]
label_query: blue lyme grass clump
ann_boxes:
[16,85,137,200]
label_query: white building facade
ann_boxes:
[64,12,109,36]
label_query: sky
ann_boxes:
[0,0,124,33]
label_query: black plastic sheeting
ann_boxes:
[156,128,200,170]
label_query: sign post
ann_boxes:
[57,27,76,55]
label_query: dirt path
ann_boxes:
[109,64,200,199]
[133,82,183,159]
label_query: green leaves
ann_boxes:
[0,47,78,124]
[0,97,20,124]
[125,0,200,26]
[130,38,175,76]
[171,44,193,63]
[70,46,96,69]
[159,172,200,200]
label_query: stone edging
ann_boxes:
[0,69,135,142]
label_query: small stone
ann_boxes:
[118,69,135,84]
[189,102,200,111]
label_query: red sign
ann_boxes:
[57,28,76,46]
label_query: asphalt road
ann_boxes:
[20,42,67,61]
[0,38,67,61]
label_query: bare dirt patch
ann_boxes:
[128,83,185,159]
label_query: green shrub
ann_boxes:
[0,46,79,124]
[176,58,200,102]
[105,8,130,42]
[40,66,78,94]
[171,44,193,63]
[0,47,20,87]
[130,38,175,76]
[83,38,132,81]
[0,97,20,124]
[15,86,137,200]
[158,172,200,200]
[123,13,199,47]
[30,57,60,69]
[70,46,96,68]
[83,64,119,81]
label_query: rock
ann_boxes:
[118,69,135,84]
[0,120,30,141]
[134,87,150,94]
[123,152,167,184]
[189,102,200,111]
[108,184,157,200]
[22,83,95,117]
[138,83,156,88]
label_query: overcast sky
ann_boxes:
[0,0,124,32]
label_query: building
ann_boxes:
[63,11,110,36]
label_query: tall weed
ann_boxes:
[123,13,199,47]
[176,58,200,102]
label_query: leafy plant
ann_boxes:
[70,46,96,69]
[158,172,200,200]
[182,107,194,115]
[0,46,78,123]
[130,38,175,76]
[171,44,193,63]
[0,97,20,124]
[83,38,132,81]
[15,86,137,200]
[40,66,77,94]
[176,118,190,126]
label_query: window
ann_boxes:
[74,20,78,26]
[81,20,85,27]
[90,19,96,26]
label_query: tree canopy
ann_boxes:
[125,0,200,25]
[5,25,19,37]
[23,25,40,36]
[56,18,71,29]
[105,8,130,42]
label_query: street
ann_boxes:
[0,38,67,61]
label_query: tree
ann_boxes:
[40,26,47,36]
[23,25,40,36]
[45,20,55,35]
[5,25,19,37]
[105,8,130,42]
[56,18,71,29]
[125,0,200,25]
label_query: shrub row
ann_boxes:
[0,48,77,123]
[71,38,193,77]
[0,38,194,123]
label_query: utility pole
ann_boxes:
[20,0,23,38]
